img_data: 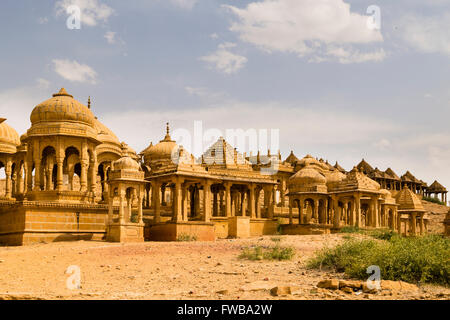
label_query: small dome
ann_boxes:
[296,154,330,172]
[30,88,95,127]
[395,185,425,211]
[113,156,140,171]
[0,118,20,153]
[288,166,327,193]
[94,118,120,145]
[325,169,346,189]
[142,123,178,162]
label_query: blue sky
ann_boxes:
[1,0,450,189]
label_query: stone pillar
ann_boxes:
[26,160,32,192]
[202,180,211,222]
[161,185,166,206]
[288,199,293,225]
[224,183,232,217]
[372,198,379,228]
[182,184,188,221]
[231,191,236,217]
[255,189,261,218]
[241,190,247,216]
[333,197,340,228]
[410,213,417,236]
[313,199,319,222]
[298,198,304,225]
[153,181,161,223]
[213,190,218,216]
[5,159,11,198]
[419,213,424,235]
[343,203,348,225]
[249,185,256,219]
[80,161,89,192]
[33,160,41,191]
[119,190,125,224]
[56,157,64,191]
[172,179,183,222]
[194,188,200,216]
[138,191,144,224]
[108,196,114,224]
[355,195,361,227]
[90,153,97,194]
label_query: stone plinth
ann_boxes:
[147,221,215,241]
[228,216,250,238]
[281,223,332,235]
[106,222,144,242]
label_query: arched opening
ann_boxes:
[64,146,80,191]
[42,146,56,191]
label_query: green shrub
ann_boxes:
[367,229,397,241]
[239,245,296,261]
[423,196,446,205]
[340,226,361,234]
[270,236,282,243]
[176,233,197,242]
[307,234,450,286]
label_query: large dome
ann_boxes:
[142,123,178,163]
[0,118,20,153]
[288,166,327,193]
[30,88,95,126]
[28,88,98,140]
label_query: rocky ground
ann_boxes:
[422,200,448,234]
[0,234,448,300]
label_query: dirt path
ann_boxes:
[0,234,448,300]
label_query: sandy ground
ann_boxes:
[0,234,448,300]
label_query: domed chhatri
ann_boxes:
[288,166,327,193]
[0,118,20,153]
[142,123,178,162]
[30,88,95,126]
[27,88,98,140]
[113,156,141,171]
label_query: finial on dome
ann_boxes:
[52,87,73,98]
[163,122,172,141]
[87,96,91,109]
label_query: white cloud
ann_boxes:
[398,13,450,56]
[224,0,384,63]
[200,42,248,74]
[210,33,219,40]
[55,0,114,27]
[104,31,116,44]
[36,78,50,89]
[52,59,98,84]
[0,85,53,135]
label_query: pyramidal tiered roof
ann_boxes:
[401,171,421,184]
[428,180,447,192]
[284,150,299,165]
[356,159,374,174]
[336,167,380,192]
[384,167,400,180]
[395,185,425,211]
[201,137,248,166]
[334,161,346,173]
